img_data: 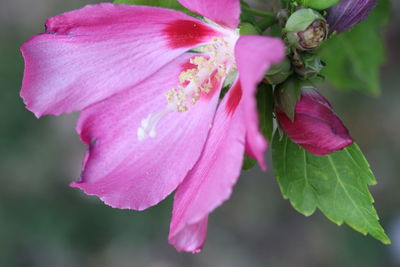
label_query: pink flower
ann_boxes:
[20,1,285,252]
[276,88,353,155]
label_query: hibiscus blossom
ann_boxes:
[20,0,285,252]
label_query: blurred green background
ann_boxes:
[0,0,399,266]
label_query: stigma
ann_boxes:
[137,35,238,141]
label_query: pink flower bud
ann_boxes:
[276,88,353,155]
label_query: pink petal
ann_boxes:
[169,217,208,254]
[21,3,219,117]
[177,0,240,28]
[234,35,285,169]
[169,81,246,253]
[71,54,223,211]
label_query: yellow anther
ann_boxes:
[190,56,207,67]
[179,68,198,84]
[164,36,236,113]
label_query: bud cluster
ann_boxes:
[259,0,376,155]
[264,7,328,87]
[239,0,378,156]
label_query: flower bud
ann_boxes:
[293,53,325,79]
[265,57,292,85]
[275,87,353,155]
[285,9,328,51]
[299,0,340,10]
[327,0,377,34]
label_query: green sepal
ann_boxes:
[271,132,391,244]
[265,57,293,85]
[293,52,325,79]
[239,23,260,35]
[273,77,302,121]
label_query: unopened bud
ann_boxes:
[275,86,353,155]
[327,0,377,34]
[285,9,328,51]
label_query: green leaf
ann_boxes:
[242,83,274,170]
[272,132,390,244]
[319,0,390,95]
[113,0,190,13]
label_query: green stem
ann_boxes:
[242,6,275,19]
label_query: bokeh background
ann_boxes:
[1,0,399,266]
